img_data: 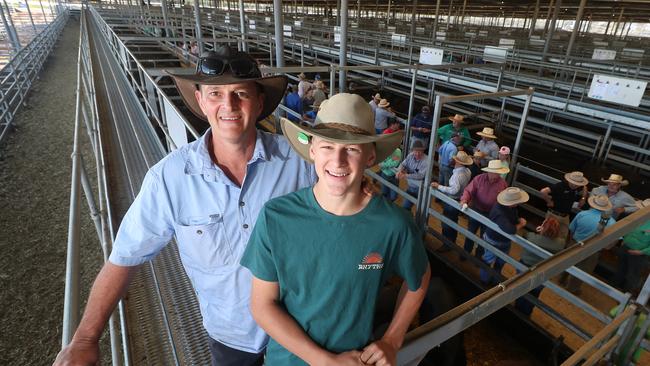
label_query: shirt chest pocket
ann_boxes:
[175,214,235,272]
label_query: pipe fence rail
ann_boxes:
[0,7,67,145]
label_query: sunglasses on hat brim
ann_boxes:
[197,56,261,78]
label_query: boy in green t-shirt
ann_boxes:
[240,93,431,366]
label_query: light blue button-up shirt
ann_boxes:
[109,129,316,353]
[569,208,616,242]
[437,140,458,168]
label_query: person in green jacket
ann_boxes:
[436,114,472,152]
[613,217,650,294]
[378,147,402,202]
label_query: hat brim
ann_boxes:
[453,156,473,165]
[564,173,589,186]
[166,70,288,122]
[497,190,529,206]
[280,118,403,164]
[482,166,510,174]
[476,132,497,139]
[588,196,613,211]
[601,178,629,186]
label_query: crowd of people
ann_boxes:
[54,48,649,366]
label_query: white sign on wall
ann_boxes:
[391,33,406,45]
[588,74,647,107]
[265,16,270,22]
[483,46,509,63]
[283,25,292,37]
[224,15,230,24]
[499,38,515,49]
[419,47,444,65]
[294,20,302,27]
[249,19,256,30]
[592,49,617,60]
[334,26,341,45]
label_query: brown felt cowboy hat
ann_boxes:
[165,46,288,122]
[281,93,403,163]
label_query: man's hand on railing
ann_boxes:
[53,338,99,366]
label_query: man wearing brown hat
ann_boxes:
[590,174,638,219]
[436,114,472,151]
[55,47,315,366]
[540,171,589,241]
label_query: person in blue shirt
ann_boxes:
[564,194,617,295]
[285,84,303,122]
[411,105,433,149]
[54,47,315,366]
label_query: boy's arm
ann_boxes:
[360,265,431,366]
[250,277,364,366]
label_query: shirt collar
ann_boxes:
[185,129,271,177]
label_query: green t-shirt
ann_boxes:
[240,188,428,366]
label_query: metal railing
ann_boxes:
[0,8,67,145]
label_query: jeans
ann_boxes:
[380,172,398,201]
[209,338,264,366]
[442,202,461,245]
[479,234,511,284]
[438,165,453,187]
[402,186,419,210]
[463,209,488,258]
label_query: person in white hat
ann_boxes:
[564,194,617,294]
[539,171,589,242]
[241,93,430,366]
[55,47,315,366]
[431,151,473,246]
[459,160,509,260]
[479,187,529,285]
[474,127,498,166]
[436,114,471,152]
[374,98,395,134]
[369,92,382,113]
[590,174,638,219]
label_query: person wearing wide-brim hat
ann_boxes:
[432,150,473,246]
[368,92,382,113]
[297,72,313,99]
[436,113,472,151]
[475,127,499,166]
[58,47,315,366]
[590,173,638,219]
[479,187,529,284]
[374,98,395,134]
[565,194,617,294]
[469,150,486,178]
[242,93,431,366]
[540,171,590,242]
[397,139,430,211]
[459,160,509,260]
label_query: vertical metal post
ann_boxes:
[161,0,170,38]
[404,65,418,157]
[612,7,624,36]
[542,0,554,36]
[509,88,534,182]
[460,0,467,27]
[432,0,440,37]
[563,0,586,64]
[0,1,20,52]
[338,0,348,93]
[356,0,360,22]
[193,0,204,54]
[409,0,417,39]
[238,0,247,51]
[273,0,284,67]
[385,0,390,25]
[446,0,453,31]
[418,94,443,228]
[24,0,37,33]
[540,0,561,70]
[528,0,540,38]
[38,0,47,22]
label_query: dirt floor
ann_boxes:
[0,20,111,365]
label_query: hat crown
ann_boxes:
[591,195,610,209]
[607,174,623,182]
[568,171,586,182]
[315,94,374,135]
[502,187,523,201]
[378,99,390,107]
[486,160,502,169]
[482,127,494,135]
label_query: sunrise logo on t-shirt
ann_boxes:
[358,252,384,270]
